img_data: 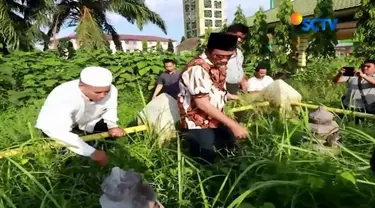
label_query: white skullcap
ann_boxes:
[80,66,112,87]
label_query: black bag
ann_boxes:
[357,78,375,114]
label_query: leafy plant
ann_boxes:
[0,0,54,51]
[142,40,148,51]
[246,8,271,73]
[195,28,212,55]
[273,0,297,72]
[353,0,375,59]
[0,50,194,107]
[167,39,174,53]
[306,0,337,59]
[156,41,163,52]
[47,0,167,51]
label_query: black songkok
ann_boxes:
[206,32,237,51]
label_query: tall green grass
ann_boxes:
[2,57,375,207]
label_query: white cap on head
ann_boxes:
[80,66,112,87]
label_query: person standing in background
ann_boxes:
[333,59,375,123]
[152,59,181,100]
[226,23,249,95]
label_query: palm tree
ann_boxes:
[0,0,54,53]
[48,0,167,51]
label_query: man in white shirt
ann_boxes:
[226,23,249,95]
[35,66,125,166]
[247,65,274,93]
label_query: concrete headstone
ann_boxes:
[137,93,180,144]
[254,79,302,110]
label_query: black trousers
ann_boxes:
[41,119,115,152]
[226,83,240,95]
[181,126,236,165]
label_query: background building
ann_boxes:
[49,34,177,53]
[248,0,359,67]
[183,0,226,38]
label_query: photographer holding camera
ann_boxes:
[333,59,375,123]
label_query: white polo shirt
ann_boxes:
[247,75,274,92]
[226,48,245,84]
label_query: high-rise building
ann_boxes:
[183,0,226,38]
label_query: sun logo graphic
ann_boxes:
[289,11,338,32]
[290,12,303,25]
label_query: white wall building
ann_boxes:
[49,34,178,53]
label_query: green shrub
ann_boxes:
[0,50,194,107]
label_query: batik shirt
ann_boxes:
[177,53,228,129]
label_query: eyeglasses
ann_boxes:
[212,53,232,60]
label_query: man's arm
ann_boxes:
[152,84,163,99]
[152,75,164,99]
[240,76,248,91]
[358,72,375,86]
[237,50,248,91]
[333,69,348,83]
[36,97,96,157]
[362,76,375,85]
[101,86,119,129]
[227,93,239,100]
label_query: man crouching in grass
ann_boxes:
[35,66,125,166]
[177,32,249,165]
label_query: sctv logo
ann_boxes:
[290,12,338,31]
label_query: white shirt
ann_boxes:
[342,75,375,108]
[226,48,245,84]
[247,75,274,92]
[35,80,119,157]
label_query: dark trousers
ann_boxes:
[181,126,236,165]
[41,119,115,152]
[226,83,240,95]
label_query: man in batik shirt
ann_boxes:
[177,32,249,164]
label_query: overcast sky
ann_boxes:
[55,0,270,42]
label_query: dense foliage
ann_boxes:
[195,28,212,54]
[0,0,167,53]
[306,0,337,58]
[272,0,297,70]
[1,53,375,208]
[0,50,194,109]
[246,8,271,70]
[2,1,375,208]
[0,0,54,52]
[353,0,375,59]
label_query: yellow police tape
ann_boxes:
[0,125,148,159]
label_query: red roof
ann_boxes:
[58,34,176,42]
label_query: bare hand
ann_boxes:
[108,127,125,137]
[355,69,365,77]
[340,68,346,74]
[227,93,239,100]
[91,150,108,166]
[240,76,248,91]
[229,123,248,139]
